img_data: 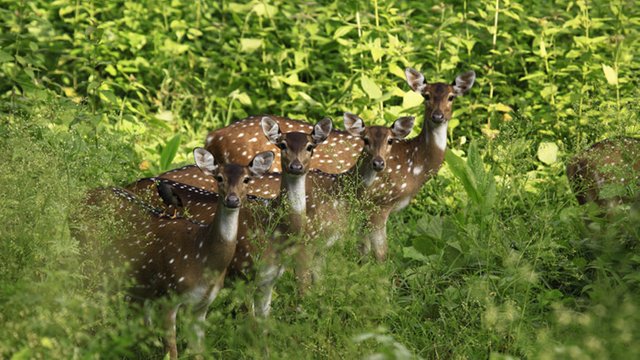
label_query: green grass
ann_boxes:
[1,0,640,359]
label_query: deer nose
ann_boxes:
[288,161,304,175]
[372,157,385,171]
[224,193,240,208]
[432,112,445,123]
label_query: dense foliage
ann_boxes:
[1,0,638,358]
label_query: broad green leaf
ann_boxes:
[252,3,278,17]
[360,75,382,99]
[160,134,181,171]
[537,142,558,165]
[602,64,618,85]
[240,38,263,53]
[162,39,189,55]
[445,149,481,205]
[402,91,423,109]
[0,50,13,63]
[333,25,352,39]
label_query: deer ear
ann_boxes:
[261,116,282,144]
[405,67,426,93]
[452,70,476,96]
[249,151,274,176]
[343,112,366,137]
[390,116,415,139]
[193,147,218,176]
[312,117,332,144]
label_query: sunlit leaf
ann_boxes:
[602,64,618,85]
[360,75,382,99]
[537,142,558,165]
[240,38,263,53]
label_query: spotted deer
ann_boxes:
[140,68,474,261]
[145,115,365,192]
[566,137,640,210]
[109,149,274,360]
[355,68,476,260]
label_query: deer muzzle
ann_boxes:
[288,160,304,175]
[372,157,385,171]
[224,193,241,208]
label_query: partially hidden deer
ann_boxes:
[108,149,274,359]
[136,113,414,299]
[566,137,640,211]
[137,68,475,261]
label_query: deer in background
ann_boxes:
[109,149,274,360]
[566,137,640,210]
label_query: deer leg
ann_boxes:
[163,304,181,360]
[293,243,312,296]
[189,275,225,357]
[368,208,391,261]
[252,250,284,317]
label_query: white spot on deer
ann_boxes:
[237,133,245,138]
[413,165,423,176]
[248,137,258,142]
[169,258,175,264]
[178,276,185,283]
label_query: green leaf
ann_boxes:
[160,134,182,171]
[0,50,13,63]
[445,149,480,204]
[602,64,618,85]
[360,75,382,99]
[402,91,423,109]
[537,142,558,165]
[333,25,352,39]
[240,38,263,53]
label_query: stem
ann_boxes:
[492,0,499,49]
[373,0,379,28]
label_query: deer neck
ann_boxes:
[208,202,240,245]
[416,109,448,169]
[344,155,378,190]
[279,172,307,234]
[281,173,307,216]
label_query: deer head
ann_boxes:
[343,112,415,172]
[193,147,274,208]
[261,116,332,175]
[405,67,476,126]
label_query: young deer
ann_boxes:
[111,149,274,359]
[566,137,640,210]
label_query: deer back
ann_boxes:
[567,137,640,208]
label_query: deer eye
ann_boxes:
[448,95,455,102]
[277,143,287,150]
[423,94,430,101]
[215,175,224,182]
[243,177,251,184]
[306,144,314,152]
[387,139,394,145]
[363,138,370,146]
